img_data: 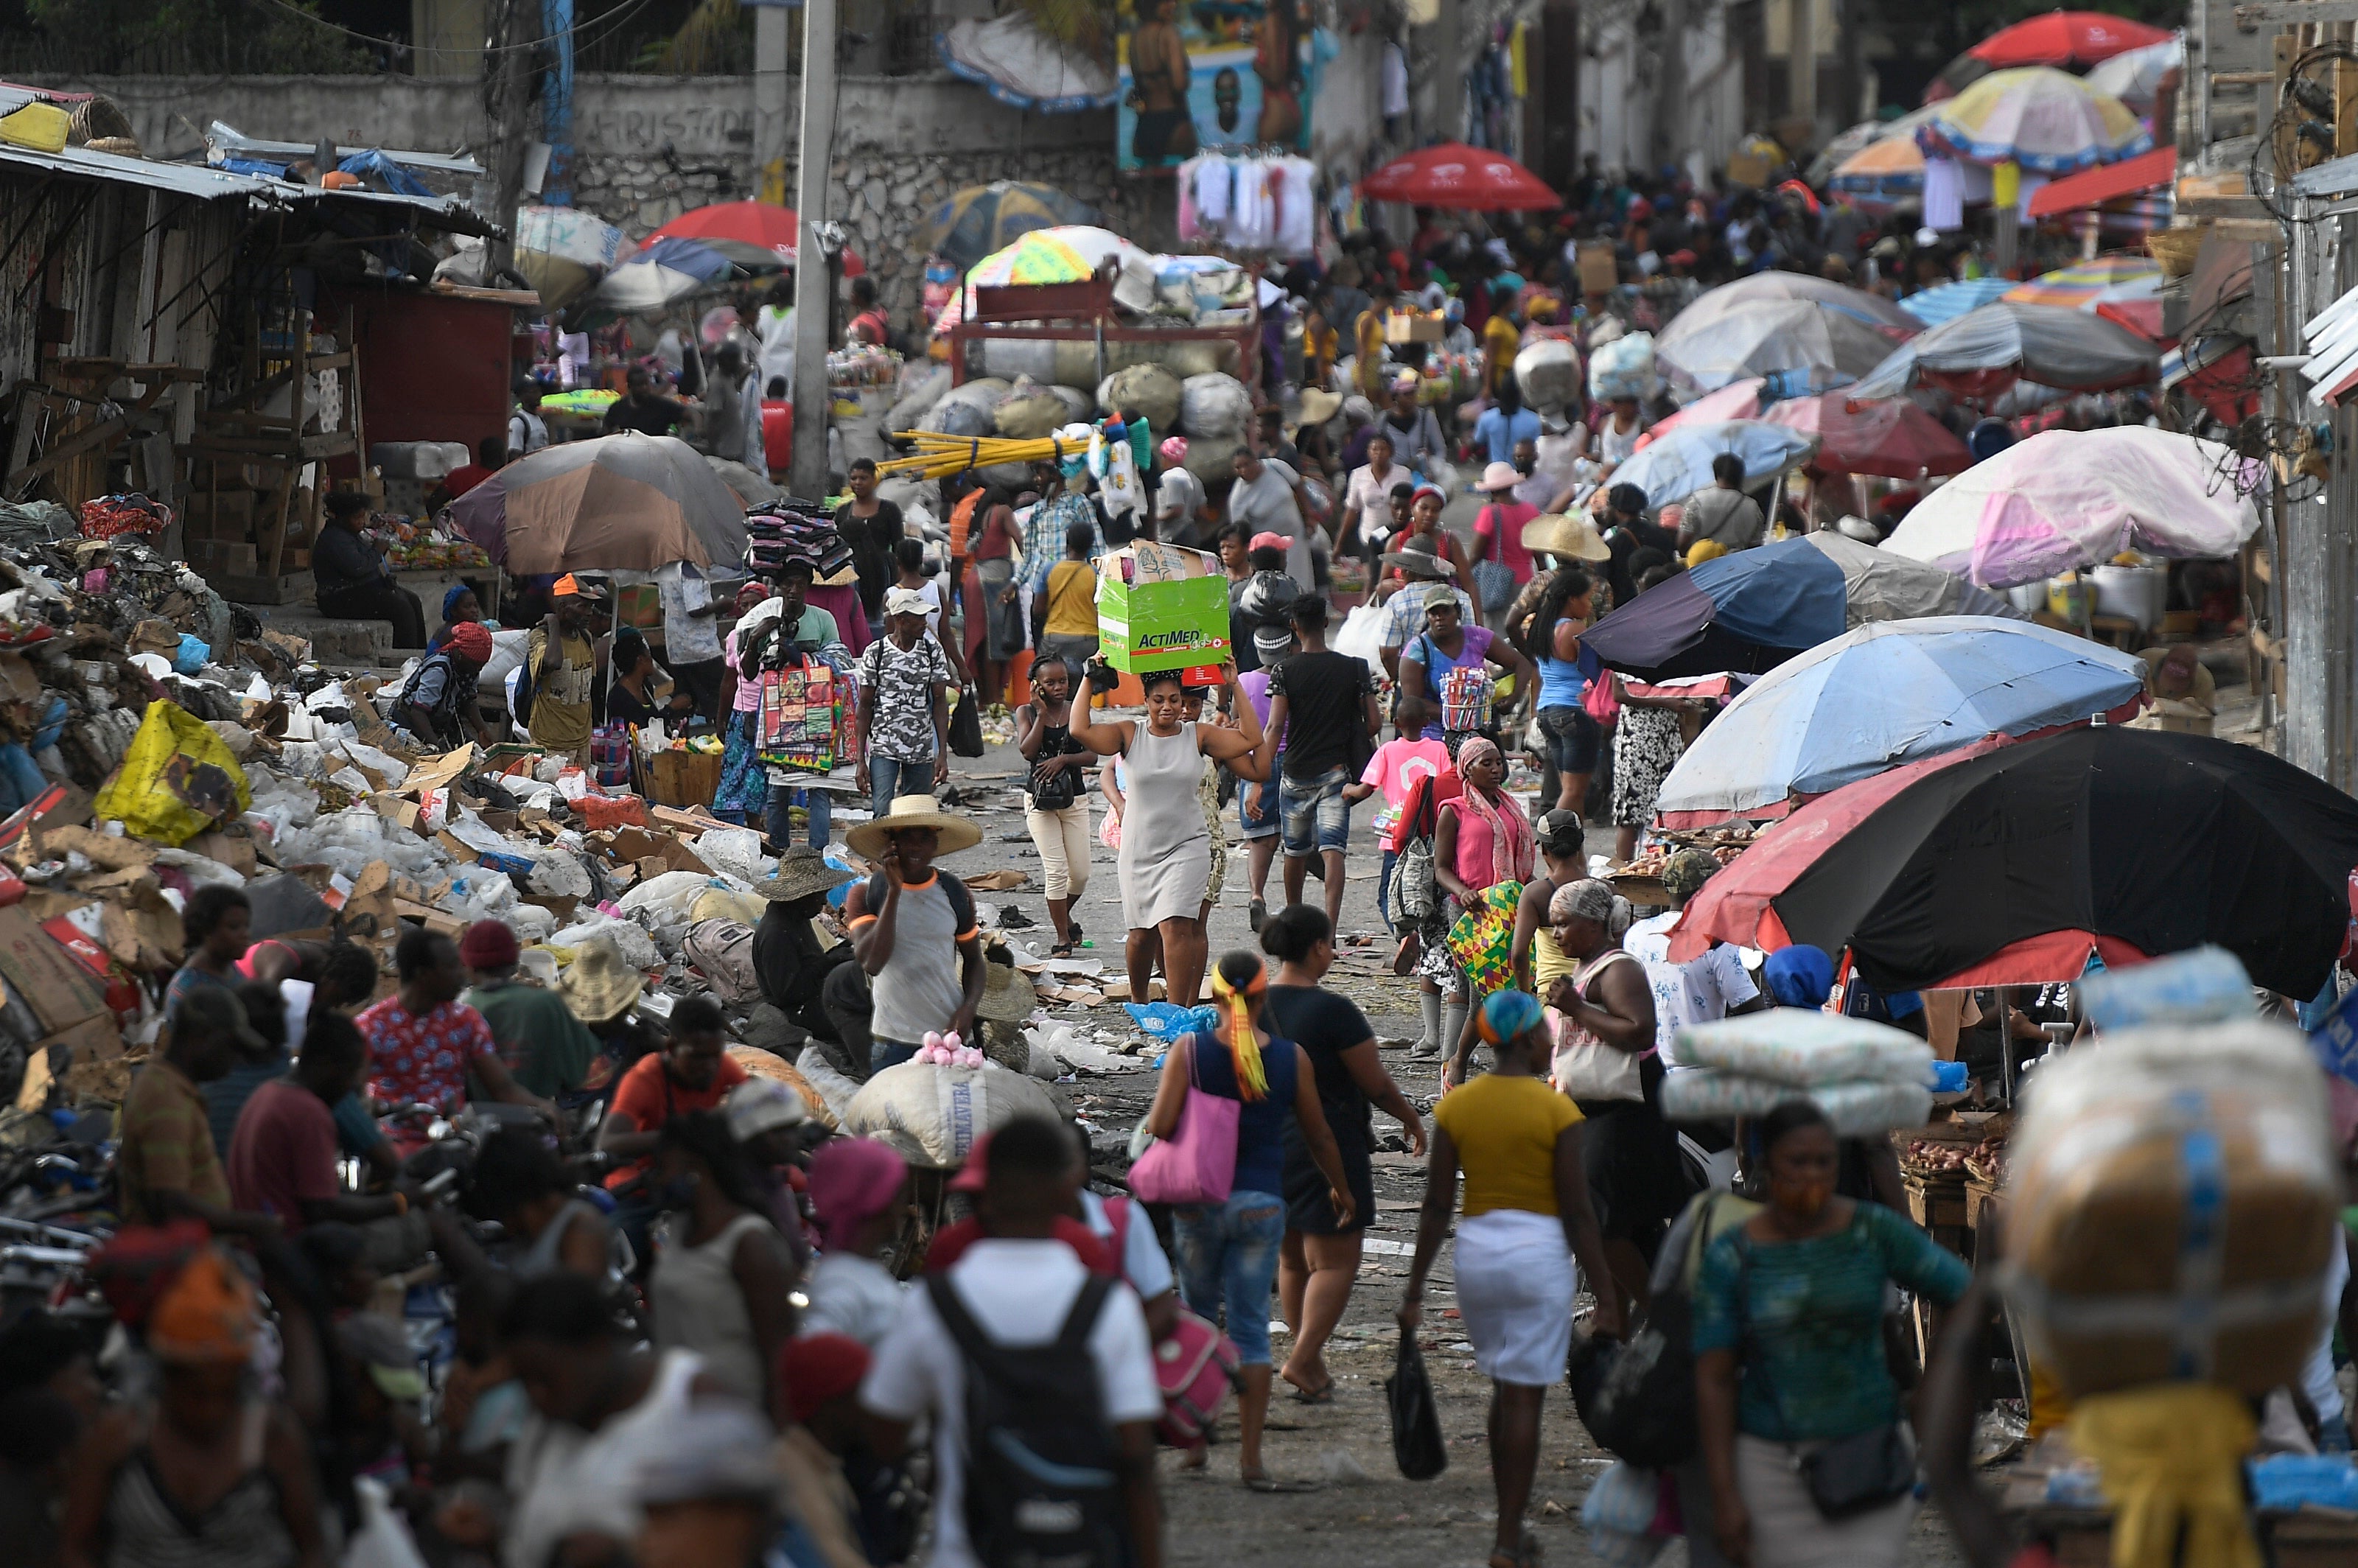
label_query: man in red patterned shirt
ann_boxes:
[359,928,553,1122]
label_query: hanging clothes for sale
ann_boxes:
[1175,153,1321,259]
[1922,156,1965,233]
[1382,42,1410,119]
[1196,157,1234,229]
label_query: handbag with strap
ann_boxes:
[1125,1035,1239,1206]
[1548,949,1648,1102]
[1733,1230,1920,1520]
[1582,656,1622,729]
[1472,511,1519,612]
[1103,1197,1240,1449]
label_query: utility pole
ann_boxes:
[788,0,839,501]
[751,0,791,197]
[483,0,537,274]
[1788,0,1815,147]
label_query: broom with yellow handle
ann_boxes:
[873,429,1099,481]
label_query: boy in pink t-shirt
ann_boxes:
[1346,735,1453,930]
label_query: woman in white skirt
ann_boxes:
[1691,1101,1971,1568]
[1070,662,1267,1009]
[1404,989,1623,1568]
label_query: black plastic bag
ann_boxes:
[948,685,984,757]
[1387,1328,1448,1480]
[1565,1293,1697,1469]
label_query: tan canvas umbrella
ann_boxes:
[447,433,749,575]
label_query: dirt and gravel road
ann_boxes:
[925,735,1967,1567]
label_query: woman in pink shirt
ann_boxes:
[1469,462,1539,631]
[1419,737,1533,1078]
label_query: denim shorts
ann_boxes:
[1239,751,1281,840]
[1538,703,1602,774]
[1279,764,1353,857]
[1172,1188,1287,1365]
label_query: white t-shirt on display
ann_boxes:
[1624,910,1760,1064]
[861,1238,1164,1568]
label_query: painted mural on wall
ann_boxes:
[1115,0,1320,171]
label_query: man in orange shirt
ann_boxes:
[597,995,746,1191]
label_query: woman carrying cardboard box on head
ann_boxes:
[1067,540,1267,1008]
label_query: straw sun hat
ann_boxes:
[844,794,985,859]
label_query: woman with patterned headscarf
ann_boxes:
[1139,948,1353,1491]
[62,1247,327,1567]
[1544,877,1691,1312]
[1407,988,1623,1568]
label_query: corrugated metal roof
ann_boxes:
[206,122,484,178]
[0,141,496,234]
[0,139,271,200]
[2295,151,2358,199]
[284,184,501,237]
[2301,284,2358,407]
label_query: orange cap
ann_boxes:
[147,1247,258,1365]
[553,573,601,598]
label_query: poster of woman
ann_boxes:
[1116,0,1316,171]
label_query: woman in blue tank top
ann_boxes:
[1524,565,1601,816]
[1141,948,1355,1490]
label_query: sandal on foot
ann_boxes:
[1285,1379,1335,1404]
[1242,1472,1319,1494]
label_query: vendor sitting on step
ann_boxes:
[824,797,988,1079]
[313,491,427,648]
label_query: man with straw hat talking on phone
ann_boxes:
[828,797,989,1078]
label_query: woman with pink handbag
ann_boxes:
[1133,949,1355,1491]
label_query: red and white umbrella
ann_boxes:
[1360,144,1557,211]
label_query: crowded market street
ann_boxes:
[6,5,2358,1568]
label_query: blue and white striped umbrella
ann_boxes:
[1650,615,2147,821]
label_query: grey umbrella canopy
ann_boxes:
[447,433,749,575]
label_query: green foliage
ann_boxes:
[22,0,369,72]
[653,0,752,72]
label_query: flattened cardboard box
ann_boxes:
[0,905,109,1032]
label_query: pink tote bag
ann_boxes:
[1127,1034,1239,1206]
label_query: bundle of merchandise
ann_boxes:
[369,516,490,570]
[744,505,850,580]
[1661,1009,1934,1135]
[1588,332,1659,403]
[827,343,900,392]
[2004,1013,2340,1398]
[79,495,172,542]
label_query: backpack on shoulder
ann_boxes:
[928,1273,1127,1568]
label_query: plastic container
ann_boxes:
[0,102,71,153]
[2091,563,2167,631]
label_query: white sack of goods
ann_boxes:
[917,377,1010,438]
[1514,338,1584,414]
[1178,372,1253,439]
[842,1057,1065,1170]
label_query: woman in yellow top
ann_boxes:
[1512,806,1590,1003]
[1032,517,1104,672]
[1404,989,1621,1568]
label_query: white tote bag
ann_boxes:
[1548,950,1648,1103]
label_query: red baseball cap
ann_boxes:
[948,1132,993,1194]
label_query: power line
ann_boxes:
[243,0,668,60]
